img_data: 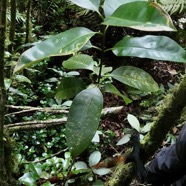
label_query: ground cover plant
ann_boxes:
[0,0,186,185]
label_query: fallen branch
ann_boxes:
[5,118,67,132]
[5,105,69,116]
[5,106,124,132]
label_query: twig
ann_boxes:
[5,117,67,132]
[22,148,68,164]
[5,105,68,116]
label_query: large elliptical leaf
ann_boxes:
[63,54,95,71]
[110,66,159,92]
[70,0,100,12]
[14,27,97,73]
[66,88,103,157]
[103,0,147,17]
[103,1,176,31]
[112,35,186,63]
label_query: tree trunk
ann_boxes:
[25,0,32,43]
[0,0,7,184]
[8,0,16,53]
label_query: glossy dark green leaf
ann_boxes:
[103,0,146,17]
[110,66,159,92]
[102,83,132,105]
[63,54,94,71]
[112,35,186,63]
[14,27,96,73]
[103,1,176,31]
[55,77,86,100]
[66,88,103,157]
[70,0,100,12]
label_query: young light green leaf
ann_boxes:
[14,27,96,73]
[102,83,132,105]
[116,134,131,145]
[110,66,159,93]
[89,151,101,167]
[103,0,147,17]
[112,35,186,63]
[74,161,88,170]
[103,1,176,31]
[63,54,94,71]
[92,131,103,143]
[141,122,153,133]
[66,88,103,157]
[127,114,140,132]
[70,0,100,12]
[15,75,31,84]
[29,164,42,178]
[55,77,86,100]
[4,78,12,90]
[92,168,111,175]
[19,172,36,186]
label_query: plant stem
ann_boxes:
[97,26,108,84]
[0,0,7,183]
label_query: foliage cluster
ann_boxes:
[1,0,186,185]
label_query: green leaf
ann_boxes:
[127,114,140,132]
[92,131,102,143]
[15,75,31,84]
[55,77,86,100]
[89,151,101,167]
[14,27,97,73]
[93,65,112,76]
[103,0,147,17]
[42,182,53,186]
[103,1,176,31]
[4,78,12,90]
[110,66,159,92]
[70,0,100,12]
[66,88,103,157]
[19,172,36,186]
[92,168,111,175]
[74,161,88,170]
[116,134,131,145]
[63,54,94,71]
[102,83,132,105]
[112,35,186,63]
[29,163,42,178]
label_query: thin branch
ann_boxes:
[6,105,124,118]
[5,118,67,132]
[22,148,68,164]
[5,105,69,116]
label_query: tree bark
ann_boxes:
[25,0,32,43]
[8,0,16,53]
[0,0,7,184]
